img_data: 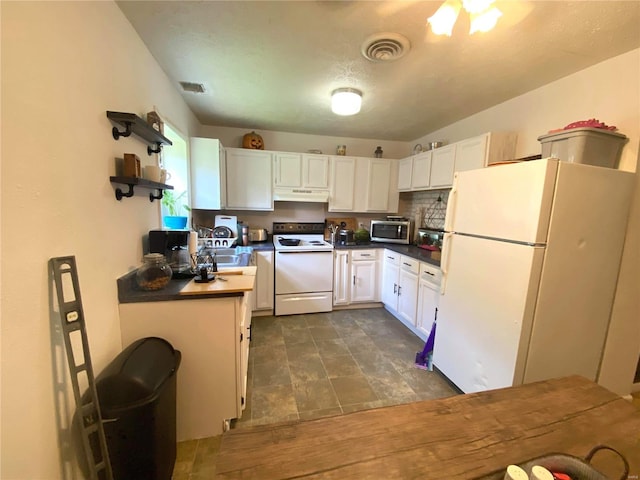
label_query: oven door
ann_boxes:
[275,250,333,294]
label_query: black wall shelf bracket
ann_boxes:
[149,190,164,202]
[147,144,162,156]
[110,176,173,202]
[106,111,172,156]
[115,184,135,200]
[112,124,132,140]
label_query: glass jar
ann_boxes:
[136,253,172,291]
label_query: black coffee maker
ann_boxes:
[148,230,193,278]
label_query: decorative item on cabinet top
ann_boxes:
[242,131,264,150]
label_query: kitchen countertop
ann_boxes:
[117,266,257,303]
[214,375,640,479]
[334,242,441,267]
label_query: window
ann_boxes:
[160,122,190,226]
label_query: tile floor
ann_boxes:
[172,307,458,479]
[172,307,640,479]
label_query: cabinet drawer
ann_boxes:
[383,250,400,265]
[352,249,377,261]
[400,255,419,274]
[420,263,441,285]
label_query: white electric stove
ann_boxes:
[272,222,334,315]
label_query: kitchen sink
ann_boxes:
[198,246,252,268]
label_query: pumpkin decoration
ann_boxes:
[242,131,264,150]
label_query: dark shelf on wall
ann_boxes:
[110,176,174,202]
[106,111,173,155]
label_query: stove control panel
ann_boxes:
[272,222,326,235]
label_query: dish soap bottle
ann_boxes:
[354,223,370,245]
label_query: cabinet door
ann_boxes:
[253,251,274,311]
[303,154,330,188]
[411,152,432,190]
[274,152,302,187]
[417,280,438,339]
[226,149,273,210]
[366,158,391,212]
[430,145,456,188]
[381,250,400,309]
[398,157,413,191]
[190,137,226,210]
[397,256,419,326]
[329,156,356,211]
[333,250,350,305]
[455,134,488,173]
[352,260,377,303]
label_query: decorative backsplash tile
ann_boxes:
[401,189,450,230]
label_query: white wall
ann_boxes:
[1,2,199,478]
[413,49,640,396]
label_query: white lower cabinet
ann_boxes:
[252,250,274,311]
[416,263,441,340]
[381,251,419,326]
[333,249,379,306]
[382,250,443,339]
[119,292,252,440]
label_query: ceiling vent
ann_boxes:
[361,32,410,62]
[179,81,207,94]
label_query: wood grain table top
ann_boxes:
[214,376,640,479]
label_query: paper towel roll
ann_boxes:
[188,231,198,257]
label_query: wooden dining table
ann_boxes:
[214,376,640,479]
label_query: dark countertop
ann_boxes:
[117,270,245,304]
[334,242,441,267]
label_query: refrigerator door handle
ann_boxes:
[444,177,458,232]
[440,232,453,295]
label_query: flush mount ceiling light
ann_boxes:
[331,88,362,116]
[428,0,502,36]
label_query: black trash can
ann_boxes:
[92,337,181,480]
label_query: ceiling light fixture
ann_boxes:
[331,88,362,116]
[427,0,502,36]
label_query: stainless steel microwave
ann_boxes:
[370,220,413,244]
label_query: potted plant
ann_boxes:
[161,190,191,229]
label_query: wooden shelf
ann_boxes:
[110,176,174,202]
[106,111,173,155]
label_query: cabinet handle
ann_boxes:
[393,283,397,294]
[360,253,371,257]
[424,271,435,277]
[353,275,356,285]
[403,262,412,267]
[398,285,402,296]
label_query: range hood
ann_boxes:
[273,187,329,203]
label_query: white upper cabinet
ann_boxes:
[303,154,330,188]
[273,152,302,187]
[430,145,456,188]
[274,152,330,189]
[398,132,517,191]
[354,157,398,213]
[398,157,413,191]
[329,156,356,211]
[190,137,226,210]
[456,132,518,171]
[225,148,274,211]
[411,151,433,190]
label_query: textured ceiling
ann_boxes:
[117,1,640,141]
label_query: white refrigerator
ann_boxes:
[433,158,634,394]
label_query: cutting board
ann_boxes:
[325,217,357,241]
[179,272,255,295]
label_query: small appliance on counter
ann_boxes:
[338,229,356,246]
[148,230,193,278]
[416,228,444,251]
[248,228,269,243]
[370,217,413,244]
